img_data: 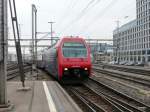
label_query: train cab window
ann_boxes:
[62,42,87,58]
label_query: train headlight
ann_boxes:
[84,68,88,70]
[64,68,68,71]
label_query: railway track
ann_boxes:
[7,64,31,80]
[66,85,123,112]
[7,63,30,70]
[92,66,150,87]
[93,64,150,76]
[65,77,150,112]
[7,63,18,70]
[84,78,150,112]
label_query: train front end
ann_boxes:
[58,37,91,81]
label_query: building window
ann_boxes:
[138,56,140,61]
[147,50,150,54]
[142,50,146,55]
[148,56,150,62]
[130,56,133,61]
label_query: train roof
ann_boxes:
[43,36,87,54]
[55,36,86,47]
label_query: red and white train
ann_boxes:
[41,37,92,81]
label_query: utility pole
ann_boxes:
[19,24,24,63]
[116,20,120,64]
[32,4,37,64]
[0,0,7,106]
[23,47,25,63]
[115,16,128,64]
[48,22,55,45]
[32,5,34,64]
[34,6,37,67]
[32,4,38,78]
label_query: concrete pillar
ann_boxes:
[0,0,7,105]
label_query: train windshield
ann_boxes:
[62,42,87,58]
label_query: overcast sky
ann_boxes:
[8,0,136,54]
[8,0,136,39]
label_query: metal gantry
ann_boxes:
[7,38,113,48]
[8,38,113,41]
[9,0,25,87]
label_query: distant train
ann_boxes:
[41,37,92,82]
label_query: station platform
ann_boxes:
[6,81,82,112]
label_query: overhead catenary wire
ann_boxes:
[59,0,102,35]
[59,0,98,32]
[79,0,136,35]
[71,0,97,23]
[56,0,79,28]
[56,0,74,26]
[78,0,118,35]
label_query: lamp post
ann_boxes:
[116,20,120,64]
[115,16,129,64]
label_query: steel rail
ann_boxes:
[7,64,28,71]
[92,67,150,87]
[70,89,100,112]
[69,86,124,112]
[83,83,133,112]
[93,64,150,76]
[7,66,31,80]
[86,77,150,112]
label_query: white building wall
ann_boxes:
[113,0,150,65]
